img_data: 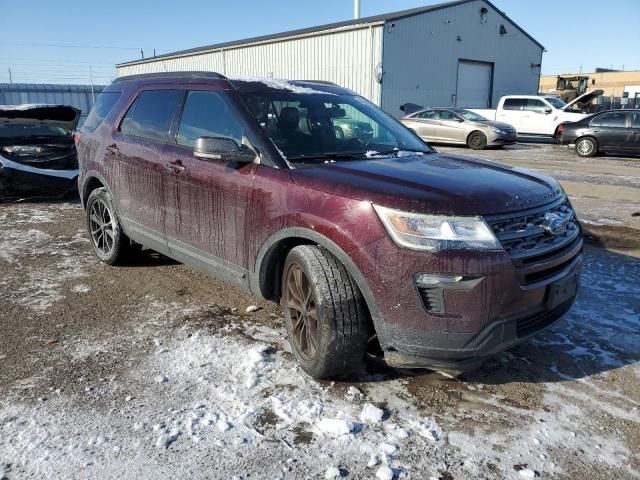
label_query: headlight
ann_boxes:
[489,126,505,134]
[373,205,501,252]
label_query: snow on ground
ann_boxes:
[0,202,638,479]
[0,203,92,313]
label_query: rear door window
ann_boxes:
[176,91,244,148]
[83,92,121,130]
[591,112,628,128]
[503,98,525,110]
[120,90,182,142]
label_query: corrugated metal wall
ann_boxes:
[380,0,543,115]
[116,26,384,105]
[0,83,106,126]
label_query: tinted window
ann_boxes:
[415,110,437,119]
[177,91,243,147]
[525,99,548,113]
[120,90,182,142]
[591,112,627,128]
[632,112,640,128]
[503,98,525,110]
[83,92,121,130]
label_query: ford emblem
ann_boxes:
[542,212,569,235]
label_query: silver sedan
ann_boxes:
[400,108,517,150]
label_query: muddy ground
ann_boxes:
[0,143,638,479]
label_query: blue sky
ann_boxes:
[2,0,639,84]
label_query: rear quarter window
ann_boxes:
[83,92,121,131]
[120,90,183,142]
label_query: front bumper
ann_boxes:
[351,232,583,372]
[487,132,517,146]
[0,154,78,198]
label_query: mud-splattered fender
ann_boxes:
[249,226,385,336]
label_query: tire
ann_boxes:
[334,126,345,140]
[85,187,131,265]
[281,245,368,379]
[575,137,597,157]
[467,131,488,150]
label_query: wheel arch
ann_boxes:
[251,227,384,336]
[81,170,112,209]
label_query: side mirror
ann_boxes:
[194,136,256,163]
[544,108,553,114]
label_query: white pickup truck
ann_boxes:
[470,90,602,136]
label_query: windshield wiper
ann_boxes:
[288,152,369,162]
[374,148,432,157]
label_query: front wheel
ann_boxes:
[467,131,488,150]
[281,245,368,379]
[575,137,597,157]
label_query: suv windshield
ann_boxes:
[0,123,69,138]
[240,91,431,161]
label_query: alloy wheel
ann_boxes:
[89,198,115,257]
[285,263,318,360]
[576,139,594,156]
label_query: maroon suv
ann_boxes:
[77,72,583,378]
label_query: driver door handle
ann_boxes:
[166,159,186,173]
[105,143,119,154]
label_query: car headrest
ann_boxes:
[278,107,300,131]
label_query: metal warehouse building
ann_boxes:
[116,0,543,115]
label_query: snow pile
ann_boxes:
[317,418,355,436]
[360,403,384,424]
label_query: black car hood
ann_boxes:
[291,153,564,216]
[0,104,80,131]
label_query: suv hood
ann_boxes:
[0,104,81,131]
[562,89,603,111]
[291,153,564,216]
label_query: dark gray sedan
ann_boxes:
[400,107,517,150]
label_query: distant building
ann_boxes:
[0,83,106,126]
[540,70,640,108]
[115,0,544,115]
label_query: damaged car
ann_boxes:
[78,72,583,379]
[0,104,80,199]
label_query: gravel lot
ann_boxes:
[0,144,639,479]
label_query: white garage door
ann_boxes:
[456,61,492,108]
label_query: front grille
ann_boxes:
[2,144,77,170]
[485,197,583,286]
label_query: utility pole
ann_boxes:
[8,67,12,83]
[89,66,95,103]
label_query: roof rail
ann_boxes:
[294,80,338,86]
[112,71,227,83]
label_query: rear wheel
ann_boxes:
[467,131,488,150]
[281,245,368,379]
[575,137,597,157]
[86,187,131,265]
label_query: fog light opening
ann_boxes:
[415,274,463,287]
